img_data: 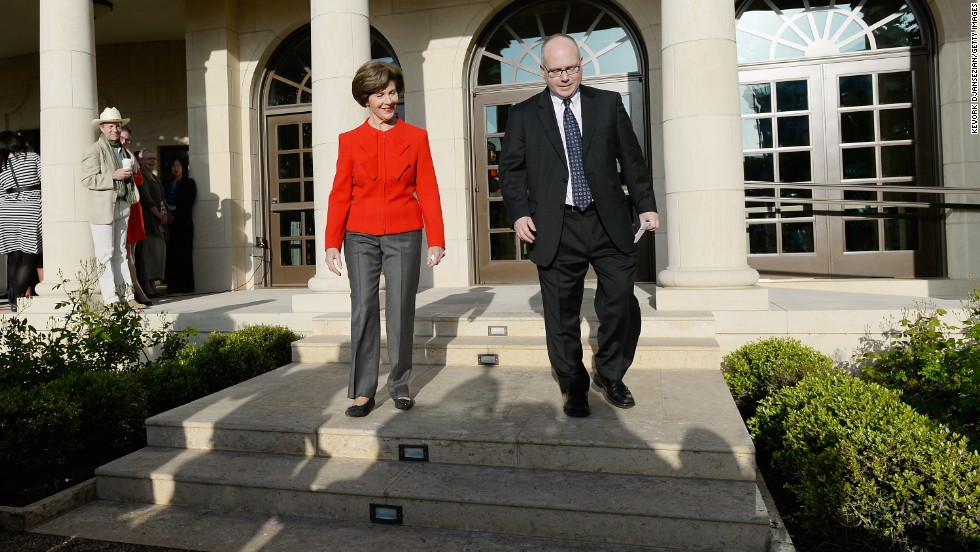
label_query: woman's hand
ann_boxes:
[325,248,343,276]
[426,246,445,268]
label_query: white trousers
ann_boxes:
[91,201,133,303]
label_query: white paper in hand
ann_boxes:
[633,220,651,243]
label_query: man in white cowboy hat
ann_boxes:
[81,107,144,309]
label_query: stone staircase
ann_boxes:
[92,309,772,551]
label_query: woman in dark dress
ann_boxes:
[163,157,196,293]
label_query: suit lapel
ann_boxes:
[535,90,567,166]
[579,85,596,158]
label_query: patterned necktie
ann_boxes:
[563,98,592,210]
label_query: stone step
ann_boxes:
[95,447,770,551]
[33,499,688,551]
[314,312,717,339]
[143,364,755,482]
[291,335,722,369]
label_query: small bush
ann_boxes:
[0,384,82,504]
[135,324,300,415]
[133,358,205,417]
[0,280,299,506]
[751,372,980,549]
[0,263,194,392]
[856,298,979,445]
[51,370,149,466]
[190,324,300,393]
[722,336,836,411]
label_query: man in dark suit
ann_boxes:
[499,34,659,418]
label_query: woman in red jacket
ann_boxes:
[325,61,445,418]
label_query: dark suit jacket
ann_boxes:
[498,85,656,267]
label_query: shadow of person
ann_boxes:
[415,285,495,322]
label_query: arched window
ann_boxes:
[737,0,925,62]
[736,0,938,278]
[265,28,401,107]
[474,0,640,87]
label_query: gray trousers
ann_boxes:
[345,230,422,400]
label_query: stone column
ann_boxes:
[184,0,246,293]
[656,0,767,310]
[302,0,371,305]
[35,0,98,297]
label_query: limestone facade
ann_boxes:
[2,0,976,301]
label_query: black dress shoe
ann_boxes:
[593,373,635,408]
[563,392,590,417]
[345,398,375,417]
[394,398,415,410]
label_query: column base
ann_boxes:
[658,266,760,288]
[654,286,770,311]
[301,274,387,313]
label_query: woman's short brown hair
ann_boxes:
[351,61,405,107]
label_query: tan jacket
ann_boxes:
[81,140,134,225]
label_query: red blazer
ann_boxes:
[325,119,445,250]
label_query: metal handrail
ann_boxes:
[743,182,980,210]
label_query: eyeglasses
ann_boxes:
[544,65,581,78]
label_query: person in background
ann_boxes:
[137,148,167,297]
[120,127,152,306]
[324,60,446,417]
[81,107,144,310]
[0,131,42,312]
[163,157,196,294]
[14,130,41,296]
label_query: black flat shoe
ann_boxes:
[345,398,375,417]
[394,398,415,410]
[593,373,635,408]
[138,298,153,306]
[563,392,590,417]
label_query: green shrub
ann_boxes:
[51,370,149,466]
[751,372,980,549]
[190,324,300,393]
[856,298,979,445]
[133,358,205,417]
[0,294,298,505]
[0,384,81,505]
[0,263,195,392]
[135,324,299,415]
[722,336,836,411]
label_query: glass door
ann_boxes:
[266,113,316,285]
[740,56,938,277]
[740,65,830,276]
[823,56,939,277]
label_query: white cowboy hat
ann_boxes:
[92,106,130,127]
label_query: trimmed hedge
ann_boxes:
[0,323,300,507]
[0,383,81,503]
[722,336,837,411]
[750,372,980,549]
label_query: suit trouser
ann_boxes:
[345,230,422,400]
[537,206,641,395]
[91,201,133,303]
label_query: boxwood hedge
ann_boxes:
[750,372,980,549]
